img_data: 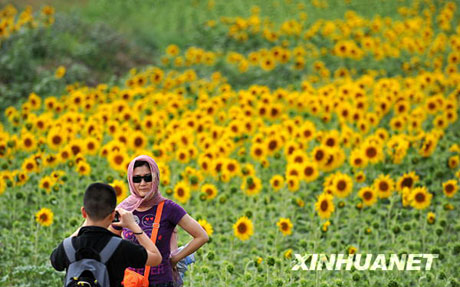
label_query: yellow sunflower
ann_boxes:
[427,212,436,224]
[241,176,262,196]
[410,187,432,210]
[130,131,147,151]
[270,175,284,191]
[301,161,319,183]
[174,181,191,204]
[201,183,218,200]
[176,148,190,164]
[442,179,458,198]
[276,218,293,236]
[233,216,254,241]
[286,176,300,192]
[373,174,395,199]
[331,173,353,198]
[0,177,5,195]
[111,179,128,204]
[224,158,240,178]
[35,208,54,227]
[20,132,37,152]
[315,193,335,219]
[22,157,38,174]
[349,149,368,169]
[358,186,378,206]
[250,142,267,162]
[361,140,384,164]
[198,219,213,236]
[39,176,54,193]
[449,155,459,169]
[108,151,129,172]
[354,171,366,183]
[76,161,91,176]
[396,171,419,192]
[84,137,100,155]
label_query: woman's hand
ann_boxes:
[111,208,138,231]
[169,252,180,268]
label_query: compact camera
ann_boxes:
[113,211,120,223]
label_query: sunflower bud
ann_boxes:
[226,263,234,274]
[15,191,25,199]
[207,251,215,261]
[48,196,58,205]
[219,195,227,204]
[7,140,15,148]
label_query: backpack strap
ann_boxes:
[63,236,122,264]
[63,237,76,263]
[142,200,165,285]
[100,236,123,264]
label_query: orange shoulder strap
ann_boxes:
[143,200,165,285]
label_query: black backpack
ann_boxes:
[63,236,122,287]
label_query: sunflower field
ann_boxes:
[0,0,460,286]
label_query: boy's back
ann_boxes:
[51,225,147,286]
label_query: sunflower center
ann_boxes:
[337,180,346,191]
[114,155,124,165]
[320,200,329,211]
[237,223,247,233]
[40,213,48,221]
[114,186,122,196]
[379,181,389,191]
[281,222,289,231]
[366,147,377,158]
[134,138,143,147]
[177,188,184,197]
[326,138,335,147]
[71,145,81,155]
[401,177,413,188]
[415,192,425,203]
[268,140,277,150]
[363,191,373,200]
[304,167,313,176]
[445,184,454,193]
[315,150,324,161]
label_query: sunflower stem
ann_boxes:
[420,210,426,252]
[33,222,39,265]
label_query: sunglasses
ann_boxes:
[132,174,153,183]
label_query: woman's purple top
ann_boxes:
[113,199,187,284]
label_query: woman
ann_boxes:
[110,155,208,287]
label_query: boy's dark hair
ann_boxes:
[83,183,116,221]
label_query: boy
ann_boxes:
[50,183,162,286]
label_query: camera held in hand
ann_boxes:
[113,211,120,223]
